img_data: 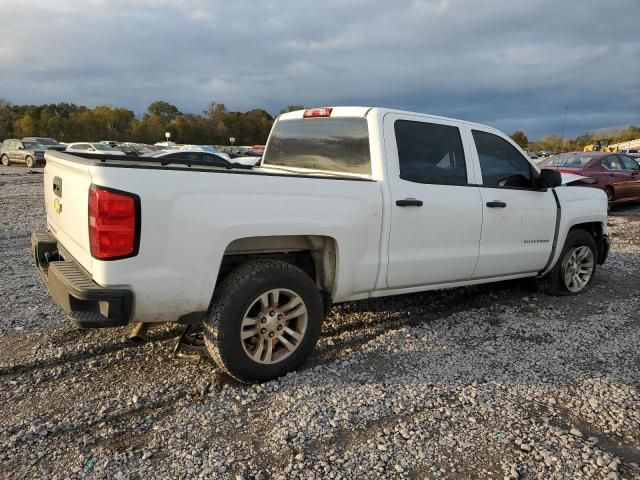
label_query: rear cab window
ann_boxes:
[261,117,371,176]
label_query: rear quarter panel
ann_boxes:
[88,167,384,323]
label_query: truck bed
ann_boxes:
[41,150,384,324]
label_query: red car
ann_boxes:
[249,144,266,154]
[539,152,640,205]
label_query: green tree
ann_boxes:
[0,98,15,139]
[133,114,166,144]
[147,101,181,123]
[510,130,529,149]
[574,133,593,150]
[278,104,305,115]
[13,114,37,137]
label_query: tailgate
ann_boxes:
[44,151,94,272]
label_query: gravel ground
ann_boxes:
[1,165,639,480]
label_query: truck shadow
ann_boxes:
[0,326,181,377]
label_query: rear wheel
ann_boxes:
[539,229,597,296]
[203,259,324,383]
[1,155,8,166]
[25,156,34,169]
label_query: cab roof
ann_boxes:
[277,106,496,131]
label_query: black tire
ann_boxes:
[604,187,614,210]
[539,229,597,296]
[25,156,34,169]
[1,155,8,166]
[203,259,324,383]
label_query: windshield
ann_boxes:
[35,138,57,145]
[23,142,47,150]
[93,144,115,151]
[133,145,152,153]
[262,117,371,175]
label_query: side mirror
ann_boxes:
[538,168,562,188]
[17,146,24,150]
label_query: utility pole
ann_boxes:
[559,105,568,152]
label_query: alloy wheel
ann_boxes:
[240,288,308,364]
[561,246,594,293]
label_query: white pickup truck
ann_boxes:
[33,106,610,382]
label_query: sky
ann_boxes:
[0,0,638,139]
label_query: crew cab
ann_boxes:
[32,107,610,382]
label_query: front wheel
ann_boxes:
[25,156,34,169]
[203,259,324,383]
[1,155,9,166]
[539,229,597,296]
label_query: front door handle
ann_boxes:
[396,198,423,207]
[486,201,507,208]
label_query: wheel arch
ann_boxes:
[569,221,603,239]
[541,219,607,276]
[214,234,338,302]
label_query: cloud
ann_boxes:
[0,0,638,138]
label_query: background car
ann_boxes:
[154,141,176,148]
[116,142,154,156]
[65,142,126,155]
[22,137,67,152]
[249,145,266,154]
[1,139,47,167]
[218,145,252,158]
[142,149,232,167]
[232,155,262,166]
[538,151,640,205]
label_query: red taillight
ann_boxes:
[303,107,333,118]
[89,185,139,260]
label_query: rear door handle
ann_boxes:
[396,198,423,207]
[486,201,507,208]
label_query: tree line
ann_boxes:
[0,99,305,146]
[510,126,640,152]
[1,97,637,149]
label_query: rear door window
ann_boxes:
[394,120,467,185]
[602,156,621,170]
[472,130,534,188]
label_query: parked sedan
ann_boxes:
[539,152,640,205]
[65,142,126,155]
